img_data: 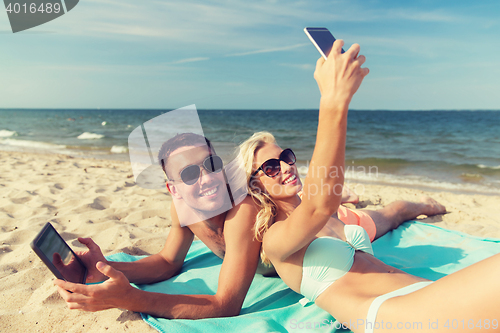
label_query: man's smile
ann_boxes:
[199,185,219,197]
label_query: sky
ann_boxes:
[1,0,499,110]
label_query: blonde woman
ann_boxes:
[238,40,500,333]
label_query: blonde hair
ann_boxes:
[237,131,278,265]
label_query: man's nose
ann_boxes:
[199,167,216,185]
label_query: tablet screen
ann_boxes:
[34,224,87,283]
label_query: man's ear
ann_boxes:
[166,182,183,199]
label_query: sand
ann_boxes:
[1,150,499,332]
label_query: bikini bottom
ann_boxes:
[365,281,433,333]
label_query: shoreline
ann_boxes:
[1,149,499,332]
[345,178,500,198]
[2,109,500,197]
[3,144,498,196]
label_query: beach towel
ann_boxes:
[106,221,500,333]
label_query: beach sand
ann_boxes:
[1,151,499,332]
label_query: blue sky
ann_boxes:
[1,0,499,110]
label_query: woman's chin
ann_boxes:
[269,184,302,200]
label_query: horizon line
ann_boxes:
[1,108,499,112]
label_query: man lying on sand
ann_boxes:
[54,132,445,319]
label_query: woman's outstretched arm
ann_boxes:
[264,40,369,261]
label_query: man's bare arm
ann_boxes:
[123,196,261,319]
[56,198,262,319]
[109,204,194,284]
[213,196,262,315]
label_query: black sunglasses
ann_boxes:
[252,148,296,178]
[172,155,224,186]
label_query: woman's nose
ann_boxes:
[280,161,292,174]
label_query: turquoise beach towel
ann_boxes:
[106,221,500,333]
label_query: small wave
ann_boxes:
[459,173,484,183]
[344,171,500,194]
[111,145,128,153]
[296,163,500,194]
[77,132,104,140]
[477,164,500,170]
[0,138,66,149]
[348,157,414,166]
[0,130,18,138]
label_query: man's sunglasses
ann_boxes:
[172,155,224,186]
[252,148,296,178]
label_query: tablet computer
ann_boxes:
[30,222,87,284]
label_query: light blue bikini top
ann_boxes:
[300,225,374,302]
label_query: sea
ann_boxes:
[1,109,499,195]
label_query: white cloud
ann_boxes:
[353,35,465,59]
[279,63,314,70]
[2,0,498,110]
[41,1,471,55]
[384,8,458,22]
[226,43,309,57]
[171,57,210,64]
[87,23,169,37]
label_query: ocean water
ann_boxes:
[1,109,499,194]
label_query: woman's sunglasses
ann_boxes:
[252,148,296,178]
[173,155,224,186]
